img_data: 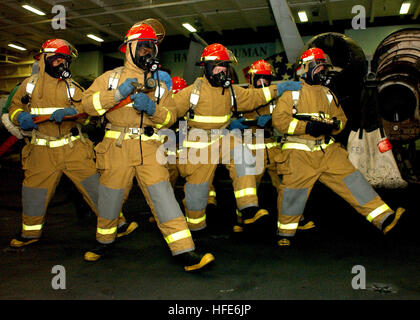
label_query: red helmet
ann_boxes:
[300,47,327,62]
[249,60,273,76]
[296,47,328,76]
[248,59,274,88]
[119,23,158,53]
[172,76,187,94]
[200,43,232,65]
[35,39,78,60]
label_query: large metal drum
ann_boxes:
[371,28,420,141]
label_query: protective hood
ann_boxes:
[36,53,64,100]
[121,40,151,88]
[126,39,159,73]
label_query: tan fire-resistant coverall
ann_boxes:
[8,54,100,240]
[272,82,395,238]
[80,44,195,256]
[172,76,278,231]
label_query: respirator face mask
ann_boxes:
[131,40,159,72]
[252,74,272,88]
[44,54,72,79]
[305,61,332,86]
[204,62,232,88]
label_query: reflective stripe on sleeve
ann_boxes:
[287,118,299,135]
[11,108,24,122]
[93,92,107,115]
[155,108,171,129]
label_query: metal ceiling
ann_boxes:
[0,0,419,59]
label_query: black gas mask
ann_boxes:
[130,41,159,72]
[252,74,272,88]
[316,71,334,87]
[204,62,232,88]
[303,61,331,86]
[44,54,72,79]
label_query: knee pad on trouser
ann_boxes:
[96,184,124,244]
[21,186,48,239]
[147,180,194,255]
[80,173,100,212]
[343,170,393,229]
[231,144,257,178]
[277,187,308,237]
[184,182,209,231]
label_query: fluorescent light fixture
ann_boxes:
[22,4,46,16]
[182,23,197,33]
[400,2,411,14]
[298,11,308,22]
[87,34,104,42]
[8,43,27,51]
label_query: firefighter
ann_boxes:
[7,39,135,248]
[172,76,219,221]
[272,47,406,246]
[172,43,301,234]
[80,19,215,272]
[230,59,315,233]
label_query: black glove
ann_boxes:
[305,121,333,137]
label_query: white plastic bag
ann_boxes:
[347,128,407,188]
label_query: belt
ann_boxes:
[31,135,81,148]
[30,127,84,148]
[105,123,163,147]
[282,136,334,151]
[106,123,157,135]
